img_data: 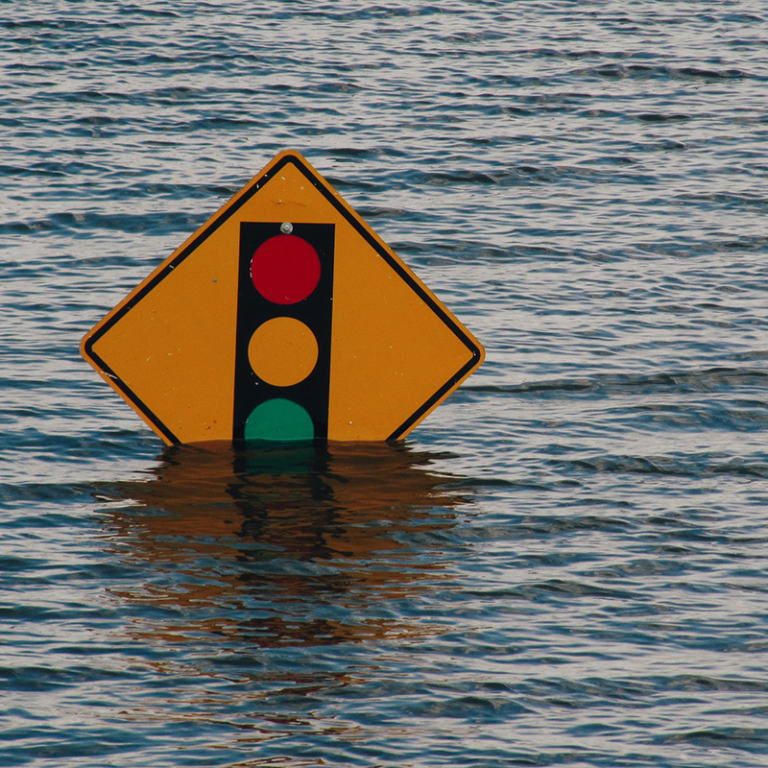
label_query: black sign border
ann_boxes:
[83,151,483,444]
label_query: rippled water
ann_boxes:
[3,1,768,766]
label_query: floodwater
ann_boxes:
[3,2,768,766]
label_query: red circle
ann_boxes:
[250,234,321,304]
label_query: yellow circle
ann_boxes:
[248,317,318,387]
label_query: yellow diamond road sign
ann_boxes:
[81,150,484,445]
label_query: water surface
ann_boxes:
[2,2,768,766]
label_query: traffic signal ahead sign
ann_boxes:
[81,150,484,445]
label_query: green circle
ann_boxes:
[244,399,315,443]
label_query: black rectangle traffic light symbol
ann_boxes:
[233,222,335,443]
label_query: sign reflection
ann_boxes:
[104,441,468,650]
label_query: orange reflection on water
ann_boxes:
[105,441,468,650]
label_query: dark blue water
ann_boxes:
[3,2,768,766]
